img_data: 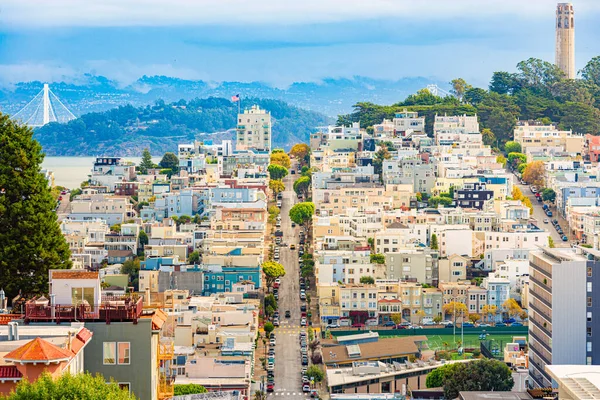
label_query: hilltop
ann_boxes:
[34,97,330,156]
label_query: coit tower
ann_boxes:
[555,3,575,79]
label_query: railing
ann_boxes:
[24,296,144,324]
[158,340,175,360]
[0,314,23,325]
[158,375,175,400]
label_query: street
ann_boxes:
[512,177,571,247]
[271,164,307,398]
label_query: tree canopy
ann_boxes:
[159,152,179,171]
[434,359,514,399]
[267,164,288,180]
[139,148,155,174]
[2,372,136,399]
[523,161,545,188]
[270,152,291,169]
[174,384,208,396]
[268,179,285,197]
[0,114,72,300]
[289,202,315,226]
[293,176,311,197]
[289,143,310,163]
[262,260,286,288]
[359,276,375,284]
[370,254,385,264]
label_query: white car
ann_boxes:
[277,200,282,208]
[275,278,281,285]
[270,337,276,346]
[267,362,275,370]
[543,218,549,224]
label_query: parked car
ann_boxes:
[495,323,507,327]
[546,211,553,217]
[504,318,516,323]
[301,357,308,366]
[562,235,569,241]
[531,186,537,193]
[423,321,436,326]
[399,322,412,328]
[382,321,396,327]
[277,200,282,208]
[303,384,311,392]
[267,383,274,392]
[461,322,474,328]
[270,337,276,346]
[285,310,291,318]
[273,318,280,326]
[543,218,549,224]
[300,304,307,312]
[292,222,296,227]
[290,244,296,250]
[301,318,307,326]
[479,323,492,327]
[267,362,275,370]
[326,322,340,329]
[511,322,524,326]
[300,291,306,300]
[291,170,296,175]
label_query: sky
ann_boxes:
[1,0,600,88]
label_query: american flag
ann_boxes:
[231,94,240,102]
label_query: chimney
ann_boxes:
[145,287,151,307]
[0,288,5,311]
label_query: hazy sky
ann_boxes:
[1,0,599,87]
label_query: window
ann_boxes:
[115,383,130,393]
[118,342,130,364]
[71,287,95,306]
[588,312,593,322]
[587,342,592,352]
[589,297,593,307]
[588,327,592,337]
[103,342,116,365]
[588,282,593,292]
[588,267,593,277]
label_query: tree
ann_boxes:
[159,152,179,172]
[542,188,556,203]
[254,390,267,400]
[481,128,496,146]
[581,56,600,86]
[433,314,443,324]
[293,176,311,197]
[174,384,208,396]
[264,322,275,337]
[188,251,201,264]
[469,313,482,324]
[290,143,310,163]
[440,358,514,399]
[110,224,122,233]
[264,294,277,315]
[4,372,136,399]
[270,152,291,169]
[289,202,315,227]
[139,148,155,174]
[306,365,324,383]
[522,161,545,188]
[482,305,498,323]
[0,115,72,300]
[496,154,507,167]
[443,301,468,322]
[512,186,524,200]
[503,298,523,318]
[373,146,392,178]
[415,309,426,324]
[517,57,565,90]
[426,362,461,388]
[370,254,385,264]
[430,234,439,250]
[507,152,527,169]
[121,258,141,290]
[267,164,288,180]
[504,141,522,154]
[138,230,148,250]
[359,276,375,284]
[548,236,555,248]
[262,260,285,289]
[489,71,520,95]
[269,179,285,197]
[391,313,403,326]
[451,78,472,100]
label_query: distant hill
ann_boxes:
[0,74,440,117]
[33,97,331,156]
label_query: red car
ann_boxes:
[352,323,365,328]
[267,383,274,392]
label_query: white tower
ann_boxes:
[555,3,575,79]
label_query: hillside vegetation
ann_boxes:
[34,97,330,156]
[338,56,600,145]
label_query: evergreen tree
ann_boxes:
[0,115,71,300]
[139,148,154,174]
[159,152,179,172]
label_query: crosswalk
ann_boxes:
[268,392,311,397]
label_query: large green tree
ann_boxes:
[289,202,315,227]
[293,176,311,197]
[439,359,514,399]
[262,260,286,289]
[159,152,179,171]
[0,115,71,300]
[4,372,136,399]
[267,164,288,180]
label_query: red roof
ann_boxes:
[76,328,93,344]
[379,298,402,303]
[4,337,73,362]
[0,366,22,379]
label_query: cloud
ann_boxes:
[0,63,77,87]
[3,0,600,28]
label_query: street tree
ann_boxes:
[5,372,136,400]
[523,161,545,188]
[262,260,285,289]
[507,152,527,169]
[267,164,288,180]
[289,202,315,227]
[264,322,275,337]
[391,313,403,326]
[542,188,556,203]
[504,141,522,154]
[359,276,375,284]
[443,302,468,323]
[441,358,514,399]
[482,305,498,323]
[268,179,285,197]
[306,365,324,383]
[270,152,291,169]
[469,313,482,324]
[293,176,311,197]
[415,310,426,324]
[188,251,201,264]
[159,152,179,171]
[290,143,310,163]
[0,115,72,300]
[503,298,523,318]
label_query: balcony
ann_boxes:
[24,295,144,324]
[158,339,175,400]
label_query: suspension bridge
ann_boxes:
[11,84,76,128]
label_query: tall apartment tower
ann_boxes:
[555,3,575,79]
[235,105,272,152]
[528,247,600,388]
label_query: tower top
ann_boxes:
[555,2,575,79]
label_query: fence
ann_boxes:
[327,325,529,338]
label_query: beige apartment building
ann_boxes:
[236,105,271,152]
[514,121,584,154]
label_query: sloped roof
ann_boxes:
[4,337,73,363]
[151,309,168,330]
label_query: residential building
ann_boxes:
[236,105,271,152]
[514,121,584,155]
